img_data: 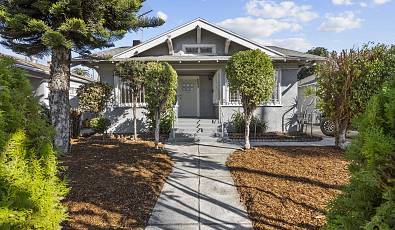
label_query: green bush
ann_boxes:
[145,109,175,135]
[324,79,395,230]
[0,57,68,229]
[90,116,111,134]
[230,111,268,134]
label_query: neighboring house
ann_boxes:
[298,75,320,124]
[4,54,95,107]
[72,18,324,134]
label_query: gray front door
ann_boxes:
[178,76,199,117]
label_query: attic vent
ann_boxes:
[182,44,216,55]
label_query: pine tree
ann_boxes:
[0,0,164,153]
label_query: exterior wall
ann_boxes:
[29,77,49,107]
[221,66,300,133]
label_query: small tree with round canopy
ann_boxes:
[226,49,275,149]
[115,61,146,141]
[144,62,177,149]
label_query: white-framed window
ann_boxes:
[182,44,216,55]
[114,75,146,107]
[229,88,241,104]
[225,69,282,106]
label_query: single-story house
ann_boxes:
[4,54,95,108]
[72,18,324,135]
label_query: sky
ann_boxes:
[1,0,395,60]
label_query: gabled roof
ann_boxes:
[114,18,286,59]
[267,46,326,61]
[73,18,325,63]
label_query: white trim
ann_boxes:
[166,36,174,55]
[197,25,201,44]
[224,39,231,55]
[114,18,284,59]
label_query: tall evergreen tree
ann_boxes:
[0,0,164,153]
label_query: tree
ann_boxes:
[226,49,275,149]
[144,62,177,149]
[115,61,146,141]
[324,79,395,230]
[72,67,90,77]
[297,47,329,80]
[316,44,392,148]
[0,1,164,153]
[77,82,113,115]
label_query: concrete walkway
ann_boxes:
[146,141,253,230]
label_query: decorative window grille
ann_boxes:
[182,44,216,55]
[114,75,146,107]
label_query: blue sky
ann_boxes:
[1,0,395,59]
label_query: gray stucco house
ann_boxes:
[72,18,324,136]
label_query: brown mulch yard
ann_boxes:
[61,137,173,230]
[227,147,349,230]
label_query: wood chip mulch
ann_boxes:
[60,137,173,230]
[226,147,350,230]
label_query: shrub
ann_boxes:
[146,109,175,135]
[77,82,113,115]
[0,57,68,228]
[324,79,395,229]
[230,111,268,134]
[90,117,111,134]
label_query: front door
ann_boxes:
[178,76,199,117]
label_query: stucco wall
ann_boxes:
[221,67,299,133]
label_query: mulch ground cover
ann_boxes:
[61,137,173,230]
[227,147,349,230]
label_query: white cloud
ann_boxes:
[332,0,353,5]
[255,37,313,51]
[318,11,362,32]
[156,11,168,21]
[245,0,318,22]
[373,0,391,4]
[217,17,301,38]
[360,2,368,7]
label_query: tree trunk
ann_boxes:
[49,47,71,153]
[154,108,160,149]
[133,96,138,141]
[244,112,252,149]
[335,119,348,149]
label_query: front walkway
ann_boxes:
[146,141,254,230]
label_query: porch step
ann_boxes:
[169,118,222,143]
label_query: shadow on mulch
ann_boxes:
[60,137,173,230]
[227,146,349,230]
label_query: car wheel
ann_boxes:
[320,118,335,136]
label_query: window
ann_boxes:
[182,44,216,55]
[229,88,241,104]
[115,75,145,107]
[225,69,281,105]
[69,87,78,96]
